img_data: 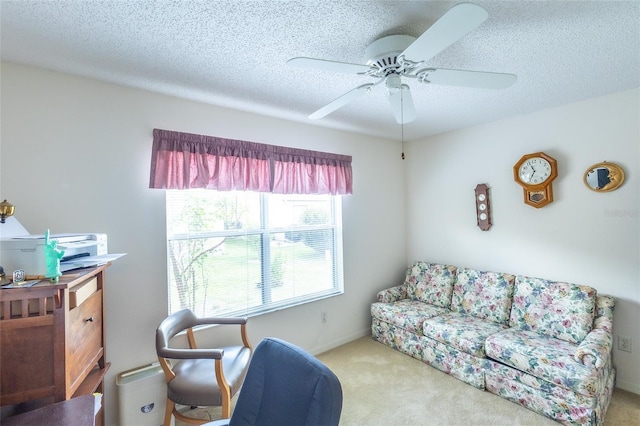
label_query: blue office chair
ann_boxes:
[205,337,343,426]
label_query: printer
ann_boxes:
[0,233,108,276]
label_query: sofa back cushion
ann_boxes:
[451,268,516,324]
[509,275,596,344]
[405,262,457,308]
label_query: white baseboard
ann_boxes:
[616,379,640,395]
[311,327,371,356]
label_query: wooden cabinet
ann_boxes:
[0,265,110,422]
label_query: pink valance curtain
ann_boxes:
[149,128,353,195]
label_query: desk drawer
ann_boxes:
[69,277,98,309]
[68,289,103,388]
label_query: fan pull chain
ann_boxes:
[401,87,405,160]
[401,126,405,160]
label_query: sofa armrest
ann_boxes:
[574,294,616,368]
[574,327,613,369]
[376,284,407,303]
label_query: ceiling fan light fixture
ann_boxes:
[388,83,416,124]
[385,74,402,92]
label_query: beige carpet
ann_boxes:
[178,336,639,425]
[317,336,639,426]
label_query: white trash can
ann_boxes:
[116,362,172,426]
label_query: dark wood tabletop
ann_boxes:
[3,394,98,426]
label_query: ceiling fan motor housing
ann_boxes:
[365,35,416,76]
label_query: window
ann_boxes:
[151,128,352,317]
[166,189,344,317]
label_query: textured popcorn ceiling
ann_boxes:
[1,1,639,141]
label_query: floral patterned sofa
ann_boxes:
[371,261,615,425]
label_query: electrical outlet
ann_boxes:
[320,312,327,323]
[618,335,632,353]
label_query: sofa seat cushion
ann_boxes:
[485,328,599,396]
[451,268,515,325]
[510,275,596,344]
[423,313,508,358]
[405,262,458,308]
[371,300,449,336]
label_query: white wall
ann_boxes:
[2,61,638,424]
[405,88,640,393]
[0,62,407,425]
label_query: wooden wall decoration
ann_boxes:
[475,184,492,231]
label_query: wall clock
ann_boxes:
[474,184,492,231]
[513,152,558,208]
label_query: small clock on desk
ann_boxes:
[513,152,558,208]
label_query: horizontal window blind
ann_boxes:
[166,189,344,317]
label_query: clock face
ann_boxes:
[518,157,552,185]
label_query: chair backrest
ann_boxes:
[229,337,342,426]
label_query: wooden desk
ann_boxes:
[3,394,99,426]
[0,265,110,424]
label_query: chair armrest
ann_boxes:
[376,284,407,303]
[157,347,225,360]
[574,328,612,369]
[195,317,248,326]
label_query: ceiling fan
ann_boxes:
[287,3,517,124]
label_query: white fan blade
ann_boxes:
[288,57,372,74]
[388,84,417,124]
[401,3,488,62]
[309,83,375,119]
[422,68,517,89]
